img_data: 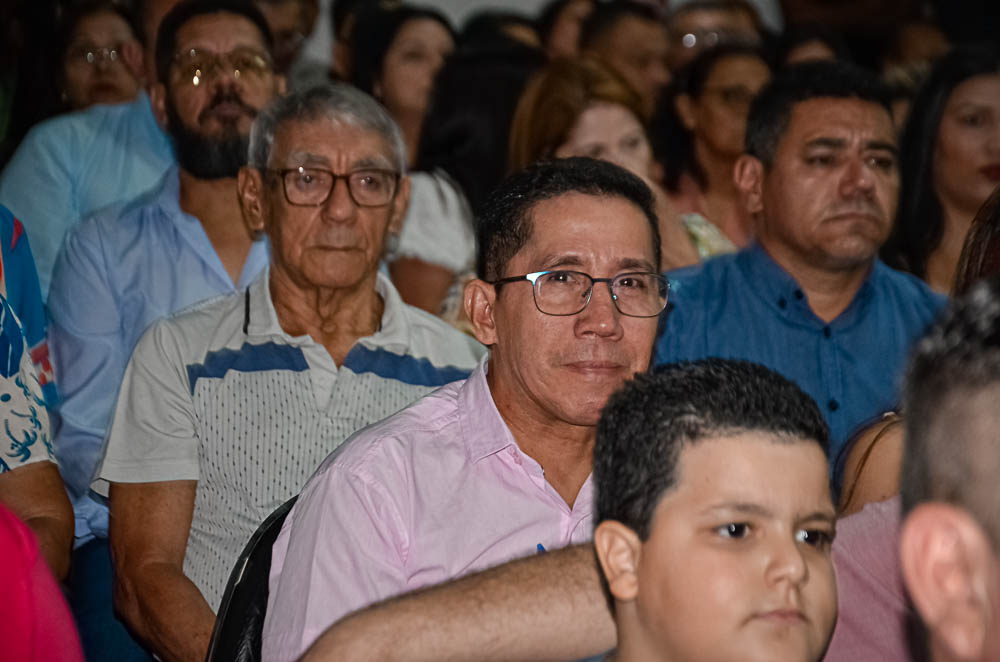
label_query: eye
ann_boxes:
[866,155,896,172]
[716,522,750,539]
[805,153,835,167]
[615,275,648,290]
[540,271,585,286]
[795,528,833,549]
[960,111,989,127]
[622,134,645,152]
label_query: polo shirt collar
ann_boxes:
[243,266,414,353]
[736,242,877,328]
[460,357,520,464]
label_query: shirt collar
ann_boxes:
[244,266,414,353]
[736,242,877,327]
[460,356,519,464]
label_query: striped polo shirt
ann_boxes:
[95,268,485,610]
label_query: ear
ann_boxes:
[238,167,267,237]
[594,520,642,602]
[122,40,145,82]
[149,82,168,128]
[388,174,411,236]
[465,278,498,347]
[734,154,765,216]
[675,93,697,132]
[900,503,995,661]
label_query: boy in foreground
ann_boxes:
[592,359,838,662]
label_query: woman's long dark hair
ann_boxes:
[881,44,1000,278]
[652,43,769,193]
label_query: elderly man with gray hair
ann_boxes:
[93,83,485,662]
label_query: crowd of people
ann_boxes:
[0,0,999,661]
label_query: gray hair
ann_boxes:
[247,83,408,172]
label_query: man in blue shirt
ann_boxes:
[655,61,944,464]
[46,1,284,658]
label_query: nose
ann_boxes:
[321,176,357,223]
[839,156,876,198]
[574,281,623,339]
[765,534,809,589]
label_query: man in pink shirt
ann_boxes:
[261,157,666,661]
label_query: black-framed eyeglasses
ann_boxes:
[171,47,274,87]
[491,270,668,318]
[267,166,400,207]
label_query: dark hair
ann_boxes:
[536,0,590,48]
[155,0,273,85]
[594,359,829,539]
[745,60,893,167]
[350,4,454,97]
[667,0,760,27]
[881,45,1000,280]
[772,24,851,67]
[653,43,769,191]
[476,157,661,281]
[330,0,369,38]
[460,9,538,50]
[579,0,662,50]
[417,44,546,215]
[901,276,1000,546]
[953,186,1000,296]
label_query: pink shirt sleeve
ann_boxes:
[262,457,410,662]
[0,503,84,662]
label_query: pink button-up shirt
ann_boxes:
[262,358,595,662]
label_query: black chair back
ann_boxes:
[205,495,298,662]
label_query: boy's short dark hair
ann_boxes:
[156,0,273,85]
[594,359,829,540]
[476,157,660,282]
[901,277,1000,547]
[745,60,893,167]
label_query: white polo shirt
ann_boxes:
[95,268,485,610]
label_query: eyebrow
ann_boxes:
[804,137,898,155]
[534,254,657,274]
[700,502,837,525]
[281,153,395,170]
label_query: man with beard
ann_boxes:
[45,1,282,659]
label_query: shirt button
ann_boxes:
[823,326,831,338]
[778,297,787,309]
[828,399,839,411]
[794,290,804,300]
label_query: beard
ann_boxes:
[165,90,256,179]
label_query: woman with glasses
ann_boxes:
[653,44,771,248]
[56,1,143,112]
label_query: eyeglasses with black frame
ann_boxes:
[490,270,668,318]
[267,166,400,207]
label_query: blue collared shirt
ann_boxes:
[0,93,174,296]
[47,167,269,544]
[654,243,945,462]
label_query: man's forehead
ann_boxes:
[270,119,394,167]
[784,97,896,146]
[175,10,269,51]
[521,192,656,258]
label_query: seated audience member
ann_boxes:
[882,45,1000,293]
[655,44,771,247]
[47,0,281,656]
[93,83,484,662]
[882,61,929,133]
[0,503,83,662]
[253,0,319,80]
[508,57,702,267]
[390,45,545,317]
[329,0,366,81]
[899,276,1000,662]
[0,283,72,581]
[350,4,454,167]
[536,0,594,59]
[665,0,763,71]
[263,157,666,661]
[0,0,180,295]
[837,412,902,515]
[656,60,944,462]
[593,359,837,662]
[56,1,144,113]
[579,1,670,118]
